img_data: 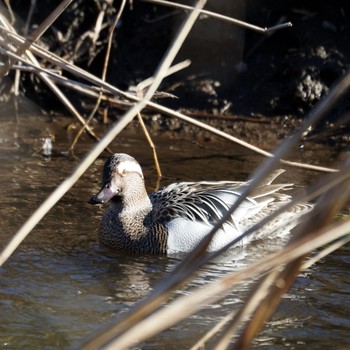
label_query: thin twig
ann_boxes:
[0,0,74,77]
[213,268,284,350]
[133,59,191,93]
[102,0,126,81]
[233,259,304,350]
[190,309,238,350]
[140,0,292,33]
[137,111,162,179]
[24,0,37,35]
[301,235,350,271]
[70,0,127,151]
[0,14,103,144]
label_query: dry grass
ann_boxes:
[0,1,349,349]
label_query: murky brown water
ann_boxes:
[0,104,349,349]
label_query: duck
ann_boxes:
[89,153,311,254]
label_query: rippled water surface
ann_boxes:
[0,106,349,349]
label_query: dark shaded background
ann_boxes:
[3,0,350,121]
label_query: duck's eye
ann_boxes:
[121,168,127,175]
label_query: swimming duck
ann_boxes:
[89,153,310,254]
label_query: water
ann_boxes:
[0,106,349,349]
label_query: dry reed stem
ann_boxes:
[0,4,346,346]
[190,309,238,350]
[231,176,350,349]
[78,72,350,348]
[0,0,207,268]
[137,111,162,179]
[191,233,350,350]
[78,166,350,348]
[0,24,338,173]
[0,0,74,77]
[0,34,338,172]
[82,218,350,350]
[3,0,14,24]
[69,0,127,151]
[233,259,304,350]
[213,267,286,350]
[90,163,350,349]
[141,0,292,33]
[0,17,102,143]
[102,0,126,81]
[133,59,191,93]
[0,3,346,347]
[0,1,100,141]
[230,172,350,348]
[206,157,350,270]
[301,235,350,271]
[23,0,36,34]
[192,169,350,348]
[197,67,350,261]
[68,95,109,153]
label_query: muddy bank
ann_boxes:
[2,0,350,138]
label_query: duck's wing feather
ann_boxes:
[150,182,238,223]
[149,178,292,226]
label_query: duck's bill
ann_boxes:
[88,186,116,205]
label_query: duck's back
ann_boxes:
[148,175,309,253]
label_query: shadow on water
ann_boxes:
[0,105,349,349]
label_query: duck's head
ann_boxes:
[89,153,144,205]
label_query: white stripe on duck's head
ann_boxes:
[104,153,144,180]
[89,153,144,205]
